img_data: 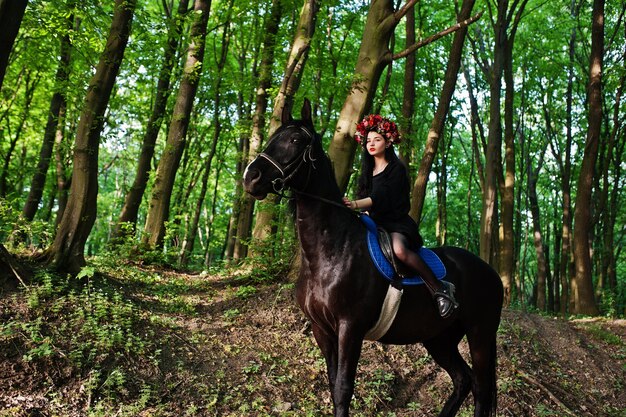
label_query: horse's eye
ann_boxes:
[290,137,299,144]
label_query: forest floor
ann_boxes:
[0,259,625,417]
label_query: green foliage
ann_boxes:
[0,0,625,317]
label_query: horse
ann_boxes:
[243,99,504,417]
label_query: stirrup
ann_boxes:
[433,281,459,319]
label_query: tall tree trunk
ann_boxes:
[43,0,136,274]
[142,0,211,249]
[22,11,73,221]
[0,72,37,197]
[249,0,319,255]
[410,0,476,222]
[0,0,28,89]
[179,0,232,265]
[480,0,506,266]
[54,103,70,227]
[113,0,189,241]
[399,4,415,167]
[232,0,283,260]
[572,0,604,316]
[528,146,548,311]
[559,0,578,316]
[499,4,525,306]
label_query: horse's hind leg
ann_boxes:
[466,330,498,417]
[423,329,472,417]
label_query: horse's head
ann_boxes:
[244,99,318,200]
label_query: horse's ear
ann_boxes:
[301,98,312,125]
[281,102,293,125]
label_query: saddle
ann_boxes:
[360,214,446,286]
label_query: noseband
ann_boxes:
[258,125,316,194]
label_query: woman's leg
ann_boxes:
[391,232,458,318]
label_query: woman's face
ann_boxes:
[366,131,388,158]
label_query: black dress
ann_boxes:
[368,159,423,249]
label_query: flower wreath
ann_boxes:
[355,114,401,145]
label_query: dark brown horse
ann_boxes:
[244,100,504,417]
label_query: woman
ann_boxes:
[343,114,459,318]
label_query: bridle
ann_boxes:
[255,124,358,215]
[257,125,317,194]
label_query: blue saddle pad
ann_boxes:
[360,214,446,286]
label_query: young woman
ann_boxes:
[343,114,459,318]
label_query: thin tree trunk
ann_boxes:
[410,0,476,222]
[142,0,211,249]
[559,0,578,316]
[572,0,604,315]
[54,103,70,226]
[528,146,548,311]
[399,4,416,167]
[179,1,232,265]
[249,0,319,256]
[0,0,28,89]
[113,0,189,241]
[500,0,527,306]
[23,12,73,221]
[479,0,505,266]
[232,0,283,260]
[42,0,136,273]
[0,72,37,197]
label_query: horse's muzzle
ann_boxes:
[243,163,268,200]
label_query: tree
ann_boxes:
[327,0,480,192]
[113,0,190,241]
[43,0,136,273]
[142,0,212,249]
[249,0,320,254]
[22,7,73,221]
[572,0,604,316]
[179,0,233,266]
[409,0,478,221]
[231,0,283,260]
[0,0,28,89]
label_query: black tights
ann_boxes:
[390,232,440,293]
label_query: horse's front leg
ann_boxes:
[331,324,364,417]
[311,324,339,402]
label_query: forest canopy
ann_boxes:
[0,0,624,317]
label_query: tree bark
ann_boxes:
[113,0,189,241]
[232,0,283,260]
[179,0,232,266]
[249,0,319,255]
[410,0,476,222]
[22,11,73,221]
[479,0,507,266]
[398,4,416,167]
[327,0,418,191]
[528,145,548,311]
[0,0,28,89]
[142,0,211,249]
[572,0,603,316]
[558,0,578,316]
[0,72,37,198]
[43,0,136,274]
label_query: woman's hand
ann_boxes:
[343,197,356,210]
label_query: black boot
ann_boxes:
[433,281,459,318]
[406,251,459,318]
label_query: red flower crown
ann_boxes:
[355,114,401,145]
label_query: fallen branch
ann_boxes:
[516,370,578,417]
[0,243,29,288]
